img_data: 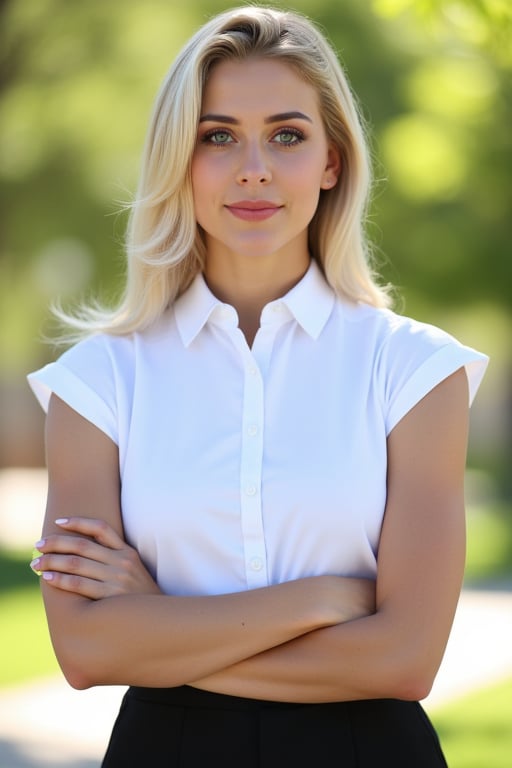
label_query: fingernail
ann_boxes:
[42,572,54,581]
[30,558,42,576]
[34,540,45,549]
[55,518,69,525]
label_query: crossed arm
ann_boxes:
[33,368,469,701]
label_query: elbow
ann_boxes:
[55,649,95,689]
[384,653,439,702]
[57,652,100,690]
[391,672,434,702]
[52,639,113,690]
[370,615,445,701]
[64,670,94,691]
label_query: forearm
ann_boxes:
[190,607,446,704]
[43,576,351,689]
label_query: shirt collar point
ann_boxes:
[174,274,220,347]
[174,259,335,344]
[282,260,335,339]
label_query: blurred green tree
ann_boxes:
[1,0,510,371]
[0,0,199,370]
[0,0,510,473]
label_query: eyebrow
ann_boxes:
[198,111,313,125]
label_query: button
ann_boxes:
[272,304,283,313]
[247,424,258,436]
[245,484,257,497]
[248,366,258,376]
[249,557,263,572]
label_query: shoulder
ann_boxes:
[27,312,176,440]
[57,331,135,378]
[56,308,176,371]
[337,299,454,352]
[333,299,488,433]
[337,300,486,373]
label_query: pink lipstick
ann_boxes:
[226,200,283,222]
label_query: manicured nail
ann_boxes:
[42,572,54,581]
[55,518,69,525]
[34,540,45,549]
[30,558,42,576]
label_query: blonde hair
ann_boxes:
[57,5,391,339]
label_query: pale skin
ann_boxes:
[32,58,470,702]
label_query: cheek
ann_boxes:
[190,156,207,198]
[281,153,327,189]
[288,163,325,210]
[191,169,215,230]
[192,150,230,183]
[191,157,223,230]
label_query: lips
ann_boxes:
[225,200,283,222]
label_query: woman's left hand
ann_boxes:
[30,517,162,599]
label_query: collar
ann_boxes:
[174,259,335,347]
[174,273,225,347]
[278,259,335,340]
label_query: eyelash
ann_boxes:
[200,127,306,147]
[272,127,305,146]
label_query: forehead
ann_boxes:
[201,57,321,117]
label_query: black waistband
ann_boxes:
[127,685,339,712]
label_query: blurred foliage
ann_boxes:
[465,501,512,583]
[431,675,512,768]
[1,0,510,369]
[0,1,510,480]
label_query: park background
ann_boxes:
[0,0,510,766]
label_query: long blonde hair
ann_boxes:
[57,5,391,339]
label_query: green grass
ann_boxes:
[431,677,512,768]
[1,586,59,686]
[0,548,59,687]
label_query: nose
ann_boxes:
[236,141,272,185]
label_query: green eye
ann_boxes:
[203,130,233,145]
[273,129,304,146]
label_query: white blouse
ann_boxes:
[28,261,488,597]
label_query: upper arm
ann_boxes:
[44,393,122,536]
[41,394,123,639]
[376,367,469,683]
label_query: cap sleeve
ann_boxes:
[27,335,118,443]
[379,317,489,435]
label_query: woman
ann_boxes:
[28,6,488,766]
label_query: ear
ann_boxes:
[320,144,342,190]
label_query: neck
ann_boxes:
[203,252,310,345]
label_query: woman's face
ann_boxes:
[191,57,340,266]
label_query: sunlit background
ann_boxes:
[0,1,511,766]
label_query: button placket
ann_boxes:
[221,308,290,589]
[231,333,268,588]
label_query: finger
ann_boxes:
[40,570,117,600]
[34,517,126,551]
[31,552,111,583]
[34,534,118,564]
[51,517,125,549]
[32,551,162,598]
[30,549,43,576]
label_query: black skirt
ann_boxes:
[102,684,448,767]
